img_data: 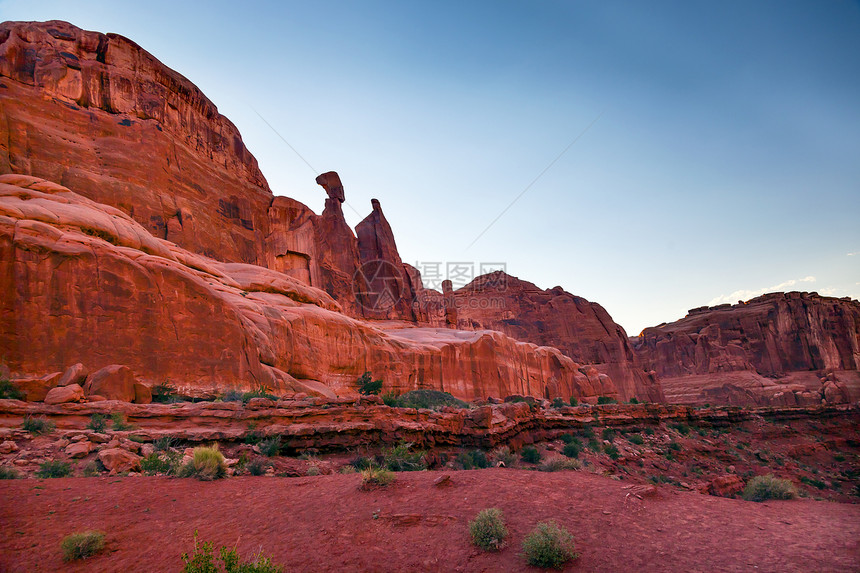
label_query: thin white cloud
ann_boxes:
[848,252,858,256]
[819,287,838,296]
[708,276,816,306]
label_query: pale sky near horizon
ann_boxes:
[2,0,858,335]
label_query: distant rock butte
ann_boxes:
[2,20,858,407]
[632,292,860,406]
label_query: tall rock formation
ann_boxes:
[447,272,665,403]
[632,292,860,406]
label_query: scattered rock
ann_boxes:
[133,383,152,405]
[57,363,88,387]
[707,475,745,497]
[0,440,19,454]
[433,474,452,487]
[98,448,142,473]
[65,441,93,458]
[84,365,136,402]
[44,383,85,404]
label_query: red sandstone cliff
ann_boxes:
[632,292,860,406]
[434,272,664,403]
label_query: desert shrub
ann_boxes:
[603,444,620,460]
[551,397,565,408]
[61,531,105,561]
[469,508,508,552]
[628,397,640,404]
[568,397,578,407]
[559,433,575,444]
[648,474,679,485]
[800,476,827,490]
[596,396,617,405]
[578,426,595,439]
[742,475,797,502]
[141,452,182,476]
[601,428,616,442]
[22,415,55,435]
[539,456,582,472]
[180,446,227,481]
[490,446,517,467]
[154,435,179,451]
[151,381,177,403]
[349,455,373,471]
[0,466,19,479]
[587,439,600,452]
[356,372,383,395]
[385,389,468,410]
[670,422,690,435]
[110,412,134,431]
[457,449,490,470]
[36,460,72,478]
[381,391,400,406]
[306,465,320,476]
[520,446,541,464]
[241,387,278,403]
[223,390,244,402]
[0,378,24,400]
[521,521,577,568]
[247,459,269,476]
[81,461,102,477]
[87,413,107,433]
[360,464,395,488]
[382,442,426,471]
[182,530,282,573]
[644,427,655,436]
[628,434,644,445]
[259,436,282,457]
[668,441,681,452]
[562,443,581,459]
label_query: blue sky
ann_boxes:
[2,0,858,334]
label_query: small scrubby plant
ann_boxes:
[551,397,565,408]
[151,381,177,403]
[457,449,490,470]
[597,396,617,405]
[604,444,620,460]
[569,397,578,407]
[742,475,797,502]
[628,434,644,445]
[180,445,227,481]
[490,446,517,467]
[0,466,19,479]
[0,378,24,400]
[22,415,55,435]
[562,443,581,459]
[36,460,72,478]
[469,508,508,552]
[384,389,469,410]
[382,442,426,471]
[520,446,541,464]
[87,413,107,433]
[521,521,577,568]
[154,435,179,451]
[61,530,105,561]
[359,464,395,488]
[259,436,282,457]
[247,459,269,476]
[181,530,282,572]
[356,371,383,395]
[539,456,582,472]
[110,412,134,431]
[141,452,182,476]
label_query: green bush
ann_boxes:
[36,460,72,478]
[0,378,24,400]
[559,433,575,444]
[596,396,617,405]
[381,391,400,406]
[61,531,105,561]
[644,427,655,436]
[359,464,395,488]
[141,451,182,476]
[603,444,620,460]
[259,436,282,457]
[383,389,468,410]
[110,412,134,431]
[382,442,426,471]
[587,439,600,452]
[668,441,681,452]
[81,461,102,477]
[181,530,282,572]
[538,457,582,472]
[154,435,179,451]
[456,449,490,470]
[22,415,55,435]
[356,372,383,395]
[628,397,640,404]
[223,390,244,402]
[551,397,565,408]
[151,381,177,403]
[490,446,517,467]
[578,426,595,439]
[799,476,827,490]
[180,446,227,481]
[469,508,508,552]
[562,443,581,459]
[0,466,19,479]
[670,422,690,435]
[349,455,373,471]
[742,475,797,502]
[520,446,541,464]
[601,428,616,442]
[87,413,107,433]
[247,459,269,476]
[568,397,578,407]
[628,434,644,445]
[521,521,577,568]
[241,388,279,403]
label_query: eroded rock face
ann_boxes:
[444,272,664,403]
[632,293,860,406]
[0,175,618,403]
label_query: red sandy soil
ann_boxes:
[1,469,858,572]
